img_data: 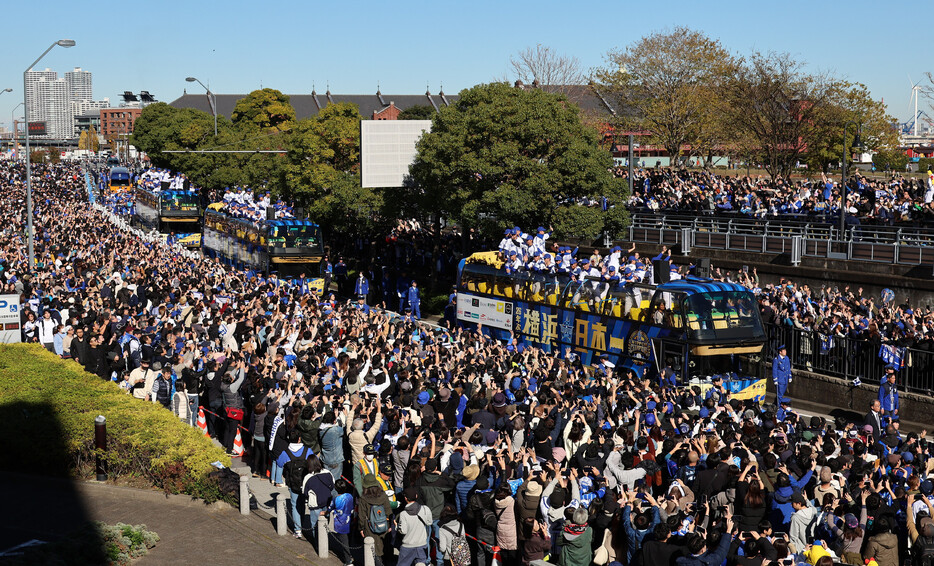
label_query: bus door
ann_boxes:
[652,338,688,387]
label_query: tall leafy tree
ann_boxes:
[805,81,898,173]
[231,88,295,132]
[406,82,625,241]
[279,102,382,232]
[721,52,834,178]
[597,27,735,165]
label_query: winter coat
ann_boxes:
[495,495,518,550]
[864,532,899,566]
[559,525,593,566]
[415,471,455,521]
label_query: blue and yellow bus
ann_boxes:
[107,166,132,192]
[202,205,325,280]
[133,186,202,248]
[456,252,767,389]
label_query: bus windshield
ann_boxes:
[268,223,322,250]
[160,192,199,212]
[682,290,764,342]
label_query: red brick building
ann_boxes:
[100,107,142,138]
[372,102,400,120]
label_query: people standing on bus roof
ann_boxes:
[773,344,792,402]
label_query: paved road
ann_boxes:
[0,472,340,565]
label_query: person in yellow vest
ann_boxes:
[354,444,382,494]
[376,455,398,508]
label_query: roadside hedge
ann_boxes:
[0,345,231,502]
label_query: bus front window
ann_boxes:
[682,290,765,342]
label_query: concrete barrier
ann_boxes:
[239,474,249,516]
[780,365,934,429]
[364,536,375,566]
[317,513,328,558]
[275,491,287,536]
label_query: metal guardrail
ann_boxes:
[627,213,934,266]
[764,323,934,395]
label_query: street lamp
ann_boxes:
[839,120,863,241]
[24,39,75,273]
[186,77,217,136]
[0,88,11,96]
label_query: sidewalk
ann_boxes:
[0,472,341,565]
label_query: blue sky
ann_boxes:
[2,0,931,131]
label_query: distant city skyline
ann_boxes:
[0,0,931,134]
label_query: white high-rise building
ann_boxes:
[36,77,71,139]
[25,68,57,135]
[65,67,92,103]
[25,67,102,139]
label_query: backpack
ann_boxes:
[283,448,310,492]
[368,502,390,534]
[913,536,934,566]
[442,522,471,566]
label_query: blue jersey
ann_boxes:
[330,493,354,534]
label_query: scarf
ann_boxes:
[564,522,587,536]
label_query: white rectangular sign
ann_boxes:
[456,294,514,331]
[0,294,22,344]
[361,120,432,188]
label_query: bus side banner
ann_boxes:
[456,294,513,331]
[512,300,678,361]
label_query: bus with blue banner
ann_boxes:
[107,166,132,192]
[133,186,202,248]
[202,205,325,280]
[456,252,767,394]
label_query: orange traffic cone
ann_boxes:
[197,408,209,437]
[491,545,502,566]
[232,428,244,457]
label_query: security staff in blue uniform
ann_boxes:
[320,257,332,292]
[406,280,421,320]
[396,275,410,312]
[355,272,370,304]
[878,364,899,421]
[772,344,792,402]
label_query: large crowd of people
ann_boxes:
[623,169,934,226]
[6,159,934,566]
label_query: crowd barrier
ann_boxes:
[626,213,934,266]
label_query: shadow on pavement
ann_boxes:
[0,401,105,563]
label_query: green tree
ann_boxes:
[406,82,625,241]
[872,148,909,172]
[721,51,835,178]
[398,104,436,120]
[231,88,295,132]
[280,102,382,232]
[597,27,735,166]
[805,81,898,173]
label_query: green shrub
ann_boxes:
[0,345,230,502]
[918,157,934,173]
[423,293,451,317]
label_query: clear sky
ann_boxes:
[1,0,931,131]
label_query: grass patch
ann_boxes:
[0,345,231,502]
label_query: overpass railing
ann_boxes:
[764,323,934,395]
[627,213,934,266]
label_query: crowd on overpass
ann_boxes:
[624,169,934,227]
[7,160,934,566]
